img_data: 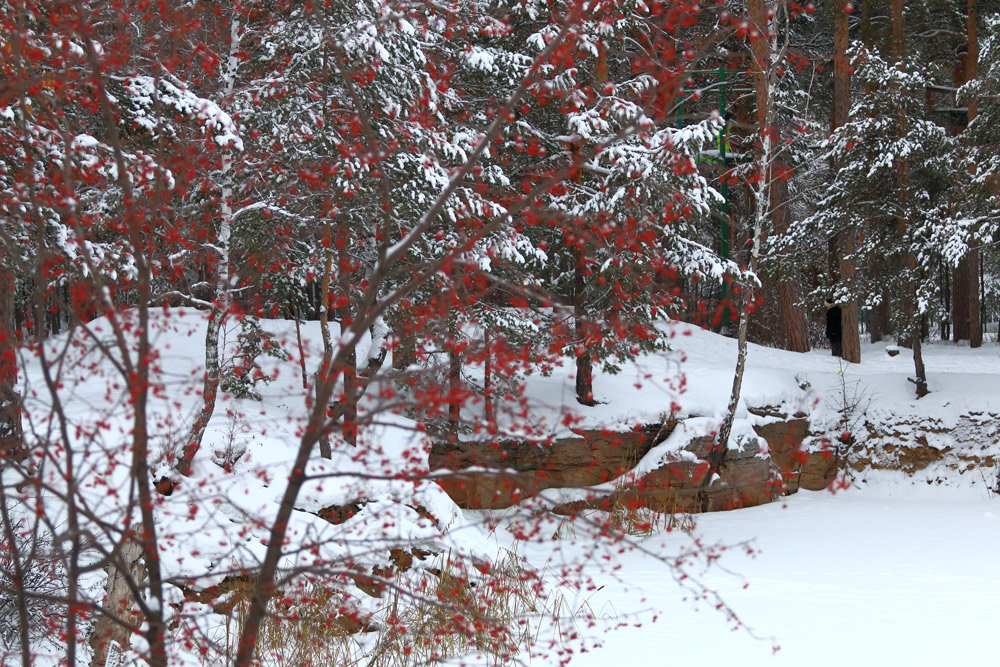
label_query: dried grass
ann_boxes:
[608,486,696,536]
[220,547,554,666]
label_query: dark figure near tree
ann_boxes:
[825,298,843,358]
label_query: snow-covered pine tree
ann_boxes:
[794,36,958,395]
[956,8,1000,340]
[217,1,501,443]
[458,0,738,407]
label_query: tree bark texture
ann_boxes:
[837,232,861,363]
[88,537,144,667]
[831,0,861,363]
[953,249,982,346]
[748,0,808,353]
[0,269,23,457]
[716,0,773,484]
[912,334,929,398]
[483,330,495,427]
[953,0,982,347]
[574,243,595,405]
[176,307,223,477]
[953,252,972,341]
[771,160,810,352]
[831,0,851,130]
[968,0,979,122]
[868,299,889,342]
[571,141,595,406]
[338,224,357,445]
[316,220,335,459]
[891,0,905,61]
[175,14,239,476]
[860,0,875,49]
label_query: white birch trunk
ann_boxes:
[88,538,144,667]
[177,14,241,476]
[715,1,779,463]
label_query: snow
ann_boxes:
[499,330,1000,665]
[536,475,1000,666]
[14,308,1000,665]
[471,321,1000,447]
[452,326,1000,663]
[125,76,243,150]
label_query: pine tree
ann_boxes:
[797,27,959,395]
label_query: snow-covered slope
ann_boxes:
[14,309,1000,665]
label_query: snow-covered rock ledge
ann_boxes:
[429,407,836,514]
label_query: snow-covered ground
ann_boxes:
[518,321,1000,439]
[458,329,1000,665]
[14,309,1000,665]
[518,474,1000,666]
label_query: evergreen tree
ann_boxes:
[794,37,957,395]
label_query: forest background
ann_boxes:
[2,0,999,665]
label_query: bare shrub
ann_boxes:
[0,520,67,660]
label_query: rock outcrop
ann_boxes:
[429,423,671,510]
[431,411,820,514]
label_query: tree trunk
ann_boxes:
[748,0,770,133]
[716,0,773,486]
[294,306,308,389]
[831,0,850,129]
[316,221,335,460]
[574,244,595,405]
[831,0,861,363]
[747,0,807,352]
[448,339,462,442]
[890,0,928,397]
[484,329,495,430]
[912,335,929,398]
[88,537,144,667]
[868,299,889,342]
[175,14,240,477]
[771,159,810,352]
[838,238,861,362]
[891,0,905,61]
[954,0,982,347]
[340,329,358,445]
[570,138,595,405]
[338,224,357,445]
[968,0,979,122]
[968,246,982,347]
[940,262,951,340]
[860,0,875,49]
[953,252,972,341]
[176,306,224,476]
[0,269,22,458]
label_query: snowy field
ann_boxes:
[518,474,1000,666]
[487,333,1000,666]
[16,310,1000,665]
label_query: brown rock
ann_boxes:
[429,423,673,508]
[433,417,806,515]
[799,449,838,490]
[753,418,810,494]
